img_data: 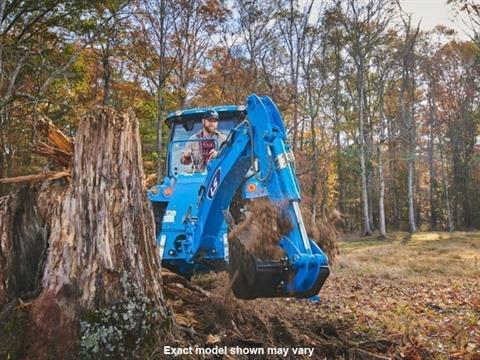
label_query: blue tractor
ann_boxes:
[147,94,329,299]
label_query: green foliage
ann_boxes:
[137,97,159,163]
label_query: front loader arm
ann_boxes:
[188,94,329,299]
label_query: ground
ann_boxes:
[161,231,480,360]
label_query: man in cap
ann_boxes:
[180,109,227,171]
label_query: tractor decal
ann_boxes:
[207,168,221,200]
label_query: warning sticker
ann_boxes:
[163,210,176,223]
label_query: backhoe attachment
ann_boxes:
[192,94,330,299]
[228,231,329,299]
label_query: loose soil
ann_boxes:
[228,199,293,260]
[160,231,480,360]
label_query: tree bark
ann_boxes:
[407,74,417,233]
[427,87,437,229]
[357,62,372,236]
[378,143,386,239]
[156,0,167,182]
[156,76,165,181]
[333,43,344,214]
[377,98,387,240]
[0,108,168,358]
[439,136,454,231]
[407,145,416,232]
[102,44,111,105]
[399,19,419,234]
[0,0,6,183]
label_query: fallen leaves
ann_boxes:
[160,232,479,359]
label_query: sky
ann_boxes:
[399,0,470,39]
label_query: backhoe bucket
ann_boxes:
[228,233,330,300]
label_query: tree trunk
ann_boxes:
[378,144,386,239]
[310,116,319,221]
[358,63,372,236]
[0,0,6,185]
[333,42,345,215]
[102,44,111,105]
[439,136,454,232]
[156,0,167,182]
[156,82,165,181]
[407,140,416,233]
[377,67,388,240]
[0,108,168,358]
[408,70,417,233]
[427,89,437,229]
[400,54,416,233]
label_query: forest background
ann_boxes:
[0,0,479,236]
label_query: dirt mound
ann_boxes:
[162,270,396,359]
[228,199,293,260]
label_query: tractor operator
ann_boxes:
[180,109,227,171]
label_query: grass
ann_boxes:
[335,231,480,279]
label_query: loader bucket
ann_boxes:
[228,233,330,300]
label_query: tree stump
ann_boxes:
[0,108,168,358]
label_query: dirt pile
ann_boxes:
[228,199,293,260]
[163,271,343,359]
[302,207,341,263]
[162,270,396,359]
[228,198,341,263]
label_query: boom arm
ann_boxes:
[186,94,329,299]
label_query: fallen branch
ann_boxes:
[0,171,70,184]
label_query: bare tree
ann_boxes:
[439,135,454,231]
[274,0,315,149]
[323,2,347,215]
[170,0,228,107]
[235,0,275,92]
[299,7,329,221]
[421,33,441,229]
[374,46,394,239]
[340,0,393,236]
[133,0,178,180]
[87,2,134,105]
[397,12,420,233]
[448,0,480,48]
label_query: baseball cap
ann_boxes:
[204,109,219,120]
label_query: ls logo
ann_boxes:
[207,168,221,200]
